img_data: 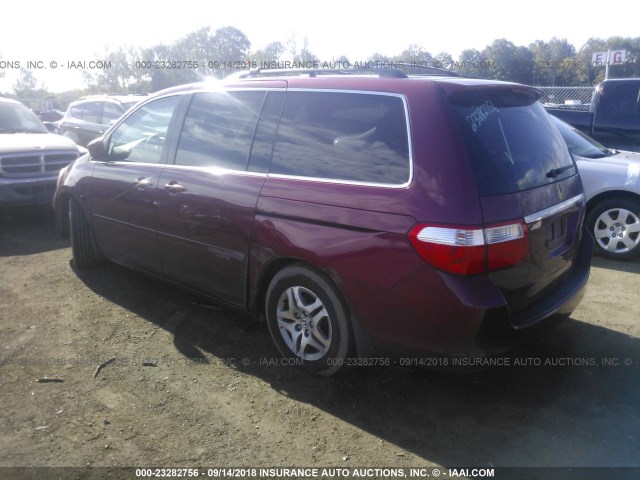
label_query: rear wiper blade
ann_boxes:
[546,165,575,178]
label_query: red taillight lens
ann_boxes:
[408,221,529,275]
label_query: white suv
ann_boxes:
[0,97,84,206]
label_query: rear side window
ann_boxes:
[271,91,410,185]
[450,88,576,196]
[82,102,102,124]
[102,103,123,125]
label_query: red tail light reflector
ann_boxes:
[408,221,529,275]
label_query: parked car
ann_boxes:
[35,109,65,134]
[552,115,640,260]
[54,70,593,375]
[545,78,640,153]
[0,97,85,206]
[58,94,147,147]
[35,108,65,123]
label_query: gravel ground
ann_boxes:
[1,206,639,478]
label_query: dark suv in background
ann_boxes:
[54,69,593,375]
[59,94,146,146]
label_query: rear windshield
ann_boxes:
[450,88,576,196]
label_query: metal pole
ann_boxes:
[605,50,610,80]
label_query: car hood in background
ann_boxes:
[0,133,81,154]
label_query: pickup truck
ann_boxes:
[545,78,640,153]
[1,97,85,206]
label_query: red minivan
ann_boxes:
[54,69,593,375]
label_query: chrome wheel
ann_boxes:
[265,265,351,376]
[593,208,640,254]
[276,286,332,361]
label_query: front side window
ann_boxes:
[174,91,265,170]
[69,105,83,120]
[270,91,410,185]
[450,88,576,196]
[108,96,180,164]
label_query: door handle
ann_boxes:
[134,177,152,189]
[164,181,187,194]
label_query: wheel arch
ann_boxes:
[586,190,640,214]
[251,257,373,358]
[54,191,72,238]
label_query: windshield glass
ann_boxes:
[551,115,611,159]
[450,88,576,196]
[0,101,48,133]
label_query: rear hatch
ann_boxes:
[449,86,585,324]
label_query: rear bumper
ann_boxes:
[0,175,58,206]
[475,227,593,351]
[344,226,594,358]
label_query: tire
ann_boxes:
[69,197,102,267]
[586,197,640,261]
[265,265,352,376]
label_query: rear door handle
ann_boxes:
[164,181,187,194]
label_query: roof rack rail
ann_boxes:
[230,68,409,79]
[227,63,459,80]
[393,62,459,77]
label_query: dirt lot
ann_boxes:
[1,206,639,475]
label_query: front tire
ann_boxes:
[586,197,640,260]
[69,198,102,267]
[265,265,352,376]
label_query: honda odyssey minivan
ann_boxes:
[54,68,593,375]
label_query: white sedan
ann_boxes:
[552,116,640,260]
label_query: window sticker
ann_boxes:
[466,100,499,132]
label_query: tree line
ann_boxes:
[4,26,640,109]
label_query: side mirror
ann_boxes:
[87,137,108,160]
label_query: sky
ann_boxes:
[1,0,639,93]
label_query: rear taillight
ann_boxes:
[408,220,529,275]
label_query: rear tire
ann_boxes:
[586,197,640,261]
[265,265,352,376]
[69,198,102,267]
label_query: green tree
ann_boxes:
[529,38,581,86]
[212,26,251,76]
[293,37,319,65]
[84,47,149,94]
[367,53,392,63]
[457,49,490,77]
[13,69,38,97]
[252,41,286,67]
[394,44,433,64]
[12,69,54,109]
[482,39,534,83]
[434,52,454,69]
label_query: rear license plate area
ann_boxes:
[547,217,567,250]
